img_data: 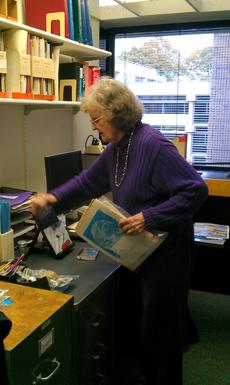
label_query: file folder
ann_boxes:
[24,0,71,39]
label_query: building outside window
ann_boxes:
[114,31,230,167]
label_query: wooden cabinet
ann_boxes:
[2,281,74,385]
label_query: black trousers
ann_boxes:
[113,220,194,385]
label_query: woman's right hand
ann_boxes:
[29,192,58,217]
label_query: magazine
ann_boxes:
[75,196,167,271]
[194,222,229,246]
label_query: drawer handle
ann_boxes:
[95,373,107,385]
[32,357,60,384]
[92,312,106,327]
[92,343,106,360]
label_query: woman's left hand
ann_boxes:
[119,212,146,235]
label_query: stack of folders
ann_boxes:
[0,191,35,239]
[194,222,230,246]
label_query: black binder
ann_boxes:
[59,62,81,101]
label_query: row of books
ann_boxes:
[24,0,93,45]
[0,28,100,100]
[0,29,59,99]
[59,61,100,101]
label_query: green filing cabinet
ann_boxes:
[2,281,74,385]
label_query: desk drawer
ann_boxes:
[74,278,115,385]
[3,282,74,385]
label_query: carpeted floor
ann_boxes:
[183,290,230,385]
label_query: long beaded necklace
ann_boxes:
[114,127,135,188]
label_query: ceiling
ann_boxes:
[90,0,230,29]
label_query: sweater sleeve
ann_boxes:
[142,142,208,231]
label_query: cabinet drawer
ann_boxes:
[3,282,74,385]
[74,278,115,385]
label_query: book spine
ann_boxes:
[72,0,82,42]
[67,0,75,40]
[91,66,100,85]
[84,0,93,46]
[80,0,88,45]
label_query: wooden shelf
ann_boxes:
[204,178,230,197]
[0,16,111,61]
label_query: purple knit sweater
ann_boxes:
[52,123,208,232]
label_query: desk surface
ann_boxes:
[25,242,119,310]
[196,169,230,197]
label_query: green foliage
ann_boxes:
[185,47,213,80]
[119,37,213,81]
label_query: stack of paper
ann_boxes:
[0,191,34,239]
[0,191,32,213]
[194,222,229,246]
[76,197,167,271]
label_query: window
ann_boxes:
[113,28,230,167]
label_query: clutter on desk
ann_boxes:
[76,243,99,261]
[0,289,11,307]
[35,208,73,258]
[16,267,77,292]
[194,222,229,246]
[0,254,25,277]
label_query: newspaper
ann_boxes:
[75,197,167,271]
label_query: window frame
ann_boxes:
[100,20,230,172]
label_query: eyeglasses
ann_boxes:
[90,115,104,125]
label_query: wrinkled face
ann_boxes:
[89,110,124,144]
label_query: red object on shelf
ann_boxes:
[0,92,8,98]
[24,0,70,39]
[12,92,33,99]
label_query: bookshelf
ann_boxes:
[0,12,110,194]
[0,15,111,111]
[0,16,111,61]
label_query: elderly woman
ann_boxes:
[31,77,208,385]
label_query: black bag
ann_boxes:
[0,311,12,385]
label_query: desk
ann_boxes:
[3,281,74,385]
[198,170,230,197]
[203,178,230,197]
[25,242,120,385]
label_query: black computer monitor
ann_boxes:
[44,150,83,191]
